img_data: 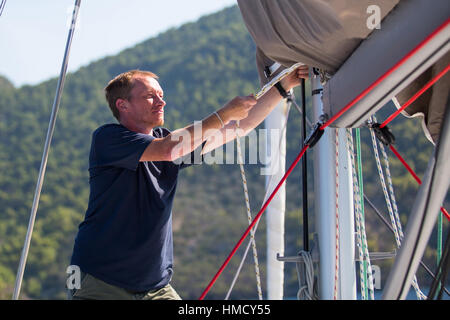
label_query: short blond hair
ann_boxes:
[104,70,159,120]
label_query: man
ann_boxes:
[68,66,308,300]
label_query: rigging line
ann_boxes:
[0,0,6,16]
[300,79,309,252]
[364,194,450,296]
[380,64,450,128]
[369,118,426,299]
[320,18,450,131]
[199,144,310,300]
[355,128,370,299]
[347,129,368,300]
[333,129,340,300]
[436,202,443,296]
[12,0,81,300]
[287,85,312,250]
[350,128,375,299]
[225,100,293,300]
[373,116,404,239]
[296,251,316,300]
[288,92,313,128]
[389,144,450,222]
[234,121,263,300]
[427,230,450,299]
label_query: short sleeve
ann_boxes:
[91,124,154,171]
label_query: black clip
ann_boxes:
[312,88,323,96]
[371,123,395,146]
[264,66,272,78]
[304,122,325,148]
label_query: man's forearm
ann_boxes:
[166,111,225,161]
[237,86,284,135]
[201,86,284,154]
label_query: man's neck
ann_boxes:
[119,120,153,135]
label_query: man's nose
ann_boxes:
[156,96,166,107]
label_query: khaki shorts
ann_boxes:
[68,272,181,300]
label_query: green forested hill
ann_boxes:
[0,5,446,300]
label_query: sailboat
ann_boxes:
[11,0,449,300]
[200,0,449,300]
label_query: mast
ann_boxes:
[311,70,357,299]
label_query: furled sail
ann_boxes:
[237,0,449,143]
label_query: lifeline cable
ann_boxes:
[0,0,6,17]
[12,0,81,300]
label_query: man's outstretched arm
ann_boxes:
[140,95,256,162]
[201,65,309,154]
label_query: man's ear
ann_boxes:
[116,98,127,113]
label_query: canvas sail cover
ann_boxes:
[237,0,449,143]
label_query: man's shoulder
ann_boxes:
[93,123,124,135]
[91,124,170,144]
[91,123,131,141]
[93,124,170,136]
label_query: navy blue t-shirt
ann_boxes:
[70,123,202,292]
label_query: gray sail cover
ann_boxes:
[237,0,450,143]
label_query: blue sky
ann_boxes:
[0,0,237,87]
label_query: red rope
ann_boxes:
[198,144,310,300]
[380,64,450,128]
[320,18,450,131]
[389,145,450,222]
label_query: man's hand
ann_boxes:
[281,64,309,91]
[217,95,257,125]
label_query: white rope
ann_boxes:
[369,116,426,300]
[234,121,263,300]
[296,251,316,300]
[225,100,293,300]
[255,63,303,100]
[333,129,340,300]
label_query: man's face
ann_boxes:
[125,76,166,128]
